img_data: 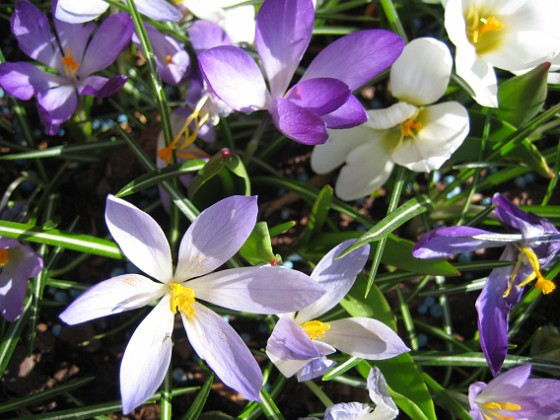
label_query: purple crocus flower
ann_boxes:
[0,237,43,322]
[59,195,324,414]
[469,365,560,420]
[0,1,132,135]
[413,193,560,375]
[198,0,404,145]
[266,240,409,381]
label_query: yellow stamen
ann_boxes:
[62,47,79,77]
[165,55,173,64]
[0,248,9,268]
[301,320,331,340]
[478,17,504,40]
[482,401,521,420]
[465,6,504,53]
[401,117,422,138]
[503,247,556,297]
[169,283,196,319]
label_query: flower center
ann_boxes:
[465,6,504,54]
[400,116,422,138]
[169,283,196,319]
[0,248,10,268]
[61,47,80,78]
[301,320,331,340]
[481,401,521,420]
[503,247,556,298]
[165,55,173,64]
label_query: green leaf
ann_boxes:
[505,138,555,179]
[225,151,251,196]
[239,222,276,265]
[268,221,296,237]
[181,374,214,420]
[0,220,122,259]
[116,160,206,197]
[495,62,550,127]
[299,185,333,246]
[259,388,284,420]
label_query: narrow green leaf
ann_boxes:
[239,222,276,265]
[268,221,296,237]
[300,185,333,246]
[421,373,472,420]
[259,388,284,420]
[0,298,31,376]
[225,151,251,196]
[322,356,361,381]
[181,374,214,420]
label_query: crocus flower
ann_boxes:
[469,365,560,419]
[413,193,560,375]
[311,37,469,201]
[0,2,132,135]
[0,237,43,322]
[132,22,190,86]
[59,195,324,414]
[266,240,409,381]
[444,0,560,107]
[55,0,181,24]
[198,0,404,145]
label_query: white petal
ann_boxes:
[324,318,409,360]
[55,0,109,23]
[366,103,417,130]
[120,297,174,414]
[220,5,256,45]
[267,352,311,378]
[391,101,470,172]
[390,37,452,105]
[455,46,498,108]
[59,274,166,325]
[367,367,399,420]
[105,195,173,283]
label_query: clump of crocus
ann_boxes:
[469,365,560,419]
[444,0,560,107]
[413,193,560,375]
[0,1,132,135]
[60,195,325,414]
[198,0,404,145]
[266,240,409,381]
[311,37,469,201]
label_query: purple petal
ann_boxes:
[285,78,351,115]
[120,297,174,414]
[135,0,182,22]
[54,19,95,71]
[486,364,531,391]
[188,20,232,53]
[324,402,372,420]
[266,317,321,360]
[255,0,314,97]
[183,302,262,401]
[59,274,165,325]
[297,357,337,382]
[79,13,132,76]
[105,195,173,283]
[321,95,368,129]
[269,98,328,145]
[11,1,62,69]
[0,62,63,100]
[412,226,508,259]
[302,30,405,90]
[36,84,78,135]
[325,318,410,359]
[187,265,325,314]
[55,0,109,24]
[468,381,487,420]
[199,46,270,112]
[78,75,128,98]
[174,196,257,280]
[476,247,525,376]
[295,240,370,323]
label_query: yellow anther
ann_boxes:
[478,17,504,39]
[536,278,556,294]
[169,283,196,319]
[401,117,422,138]
[482,401,521,420]
[465,6,504,53]
[502,247,556,297]
[0,248,9,268]
[165,55,173,64]
[301,320,331,340]
[62,47,79,77]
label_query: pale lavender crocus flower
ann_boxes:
[198,0,404,145]
[0,237,43,322]
[59,195,325,414]
[266,240,409,381]
[413,193,560,375]
[469,365,560,420]
[0,1,132,135]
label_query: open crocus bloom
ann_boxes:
[311,37,469,201]
[413,193,560,375]
[266,240,409,381]
[55,0,181,23]
[0,1,132,135]
[0,237,43,322]
[469,365,560,420]
[60,195,325,414]
[198,0,404,145]
[444,0,560,107]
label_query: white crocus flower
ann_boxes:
[311,37,469,201]
[444,0,560,107]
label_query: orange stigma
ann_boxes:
[62,48,79,77]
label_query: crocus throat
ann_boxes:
[0,248,9,267]
[169,283,196,319]
[481,401,521,420]
[301,320,331,340]
[401,116,422,138]
[465,7,504,53]
[503,247,556,297]
[62,48,80,77]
